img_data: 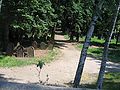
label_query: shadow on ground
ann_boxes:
[79,72,120,90]
[89,58,120,73]
[0,74,96,90]
[63,71,120,90]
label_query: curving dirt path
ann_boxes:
[0,32,120,89]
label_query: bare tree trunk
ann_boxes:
[73,0,104,87]
[97,2,120,90]
[73,15,98,87]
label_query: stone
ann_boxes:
[26,46,34,57]
[32,41,38,49]
[40,42,47,50]
[15,45,24,57]
[48,43,54,50]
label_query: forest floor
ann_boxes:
[0,31,120,89]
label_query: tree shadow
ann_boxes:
[0,81,47,90]
[64,81,97,90]
[54,41,68,49]
[86,45,120,63]
[46,83,66,87]
[0,74,80,90]
[87,48,120,63]
[106,62,120,72]
[90,41,104,47]
[90,58,120,73]
[0,74,21,82]
[108,49,120,63]
[55,40,70,43]
[64,72,120,90]
[55,31,65,35]
[79,72,120,90]
[90,41,120,49]
[77,81,120,90]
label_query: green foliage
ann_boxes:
[60,1,88,33]
[1,0,56,38]
[94,0,119,38]
[1,0,118,45]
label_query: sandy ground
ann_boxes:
[0,32,120,89]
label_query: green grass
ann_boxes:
[0,49,59,68]
[80,72,120,90]
[65,35,120,62]
[41,48,59,63]
[0,56,34,67]
[64,35,69,40]
[76,44,103,60]
[103,72,120,90]
[91,37,105,43]
[76,37,120,63]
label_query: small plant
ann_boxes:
[37,60,45,69]
[36,60,45,83]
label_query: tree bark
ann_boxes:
[73,0,104,87]
[73,15,98,87]
[97,2,120,89]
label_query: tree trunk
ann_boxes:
[3,19,9,52]
[73,0,104,87]
[73,15,98,87]
[97,2,120,89]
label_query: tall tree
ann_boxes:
[1,0,56,50]
[97,1,120,89]
[73,0,104,87]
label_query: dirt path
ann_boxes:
[0,32,120,88]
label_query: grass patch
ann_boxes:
[76,44,103,60]
[0,56,34,67]
[103,72,120,90]
[80,72,120,90]
[41,48,59,63]
[0,48,59,68]
[76,37,120,63]
[109,49,120,63]
[64,35,69,40]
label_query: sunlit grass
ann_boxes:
[0,48,59,68]
[0,56,32,67]
[76,43,103,59]
[76,37,120,63]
